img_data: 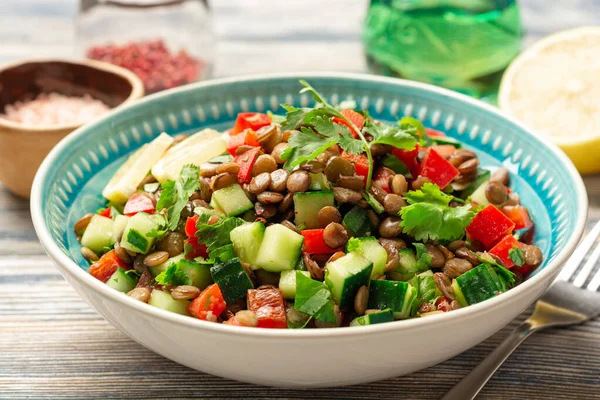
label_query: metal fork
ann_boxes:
[442,221,600,400]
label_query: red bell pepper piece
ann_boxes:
[226,129,260,156]
[88,250,129,283]
[185,215,199,237]
[489,235,527,269]
[123,193,155,216]
[301,229,342,254]
[501,205,533,231]
[231,112,271,135]
[187,284,227,321]
[247,288,287,329]
[392,145,419,171]
[235,147,261,184]
[419,148,460,189]
[435,296,452,312]
[430,144,456,159]
[467,205,516,249]
[333,109,365,138]
[341,151,369,184]
[184,236,209,260]
[372,167,395,193]
[98,207,111,218]
[425,128,446,138]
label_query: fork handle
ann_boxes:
[441,321,537,400]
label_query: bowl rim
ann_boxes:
[31,72,588,338]
[0,57,145,132]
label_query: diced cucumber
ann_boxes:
[387,248,429,281]
[368,280,417,320]
[346,237,387,279]
[209,196,220,211]
[431,135,462,148]
[230,221,265,266]
[148,290,189,315]
[211,184,253,216]
[193,206,225,219]
[325,252,373,308]
[350,308,393,326]
[210,257,254,303]
[309,173,330,191]
[293,191,334,229]
[106,267,137,293]
[110,214,130,245]
[342,206,372,237]
[177,259,213,290]
[148,254,185,277]
[457,169,490,199]
[144,182,160,193]
[470,179,491,207]
[455,264,503,305]
[254,224,304,272]
[80,215,114,254]
[452,279,468,307]
[279,270,311,300]
[120,212,161,254]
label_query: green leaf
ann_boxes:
[124,269,141,279]
[156,164,200,231]
[400,184,474,242]
[362,191,385,214]
[365,122,417,150]
[155,264,192,286]
[346,237,362,253]
[413,243,433,270]
[282,127,338,169]
[195,216,245,256]
[476,253,516,287]
[295,271,336,324]
[211,244,236,263]
[266,110,287,125]
[311,115,364,155]
[509,247,525,267]
[299,79,330,105]
[398,116,426,136]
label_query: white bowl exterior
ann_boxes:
[55,255,552,388]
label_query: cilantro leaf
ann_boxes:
[155,263,192,286]
[211,244,236,263]
[414,243,433,270]
[404,182,452,206]
[295,271,336,324]
[365,122,417,150]
[312,115,364,155]
[195,216,244,256]
[282,128,338,170]
[346,237,362,253]
[280,104,313,132]
[400,183,475,242]
[509,247,525,267]
[476,253,516,288]
[156,164,200,231]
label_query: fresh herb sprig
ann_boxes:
[280,80,417,189]
[156,164,201,231]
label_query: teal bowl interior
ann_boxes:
[37,74,583,278]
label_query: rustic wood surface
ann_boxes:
[1,1,599,399]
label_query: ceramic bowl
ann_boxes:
[0,58,144,198]
[31,73,587,388]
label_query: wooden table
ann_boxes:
[1,1,599,399]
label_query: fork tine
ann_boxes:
[573,240,600,287]
[586,266,600,291]
[556,220,600,282]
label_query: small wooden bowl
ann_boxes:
[0,58,144,198]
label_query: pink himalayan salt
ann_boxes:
[1,92,110,127]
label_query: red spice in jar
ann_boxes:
[87,39,203,94]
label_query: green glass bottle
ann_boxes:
[363,0,522,103]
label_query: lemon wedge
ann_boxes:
[151,129,227,182]
[499,27,600,174]
[102,132,174,204]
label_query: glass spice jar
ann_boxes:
[76,0,215,94]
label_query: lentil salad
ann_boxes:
[75,81,543,328]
